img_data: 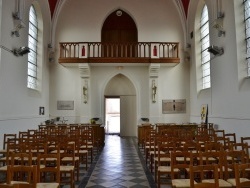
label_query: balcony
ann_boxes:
[59,42,180,66]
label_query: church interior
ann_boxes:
[0,0,250,187]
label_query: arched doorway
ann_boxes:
[104,74,137,137]
[101,9,138,57]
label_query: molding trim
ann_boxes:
[149,63,160,78]
[79,63,90,78]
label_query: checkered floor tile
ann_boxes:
[78,135,157,188]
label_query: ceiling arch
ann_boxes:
[48,0,190,48]
[48,0,189,19]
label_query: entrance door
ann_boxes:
[105,98,120,135]
[120,95,137,137]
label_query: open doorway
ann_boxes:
[105,97,120,135]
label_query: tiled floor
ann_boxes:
[77,135,158,188]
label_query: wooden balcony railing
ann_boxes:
[59,42,180,65]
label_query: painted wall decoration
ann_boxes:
[151,43,159,58]
[79,43,88,58]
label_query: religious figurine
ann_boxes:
[152,81,157,103]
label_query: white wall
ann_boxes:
[188,0,250,141]
[49,0,190,135]
[0,0,51,147]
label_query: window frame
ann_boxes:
[243,0,250,76]
[200,4,211,89]
[27,5,38,90]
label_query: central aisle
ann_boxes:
[80,135,156,188]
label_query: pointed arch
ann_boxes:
[28,2,44,91]
[104,73,136,96]
[101,9,138,57]
[27,5,38,89]
[200,4,211,89]
[101,9,138,43]
[104,73,137,137]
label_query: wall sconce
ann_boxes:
[83,80,88,104]
[11,0,25,37]
[213,18,225,37]
[213,0,225,37]
[48,43,55,62]
[11,20,25,37]
[152,80,157,103]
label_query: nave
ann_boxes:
[78,135,157,188]
[0,128,160,188]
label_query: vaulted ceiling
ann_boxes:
[47,0,190,19]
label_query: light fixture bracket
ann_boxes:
[207,45,224,56]
[13,46,30,56]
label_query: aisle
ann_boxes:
[79,135,156,188]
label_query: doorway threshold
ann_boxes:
[105,133,120,136]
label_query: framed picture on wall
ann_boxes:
[39,107,45,115]
[162,99,186,114]
[201,104,208,123]
[57,101,74,110]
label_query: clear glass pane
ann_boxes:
[27,76,37,89]
[200,5,208,26]
[203,75,211,89]
[203,65,210,77]
[201,52,210,65]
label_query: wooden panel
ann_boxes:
[102,9,137,57]
[59,57,180,64]
[90,124,105,147]
[137,125,151,147]
[58,42,180,66]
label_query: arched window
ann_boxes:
[244,0,250,76]
[200,5,211,89]
[27,5,38,89]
